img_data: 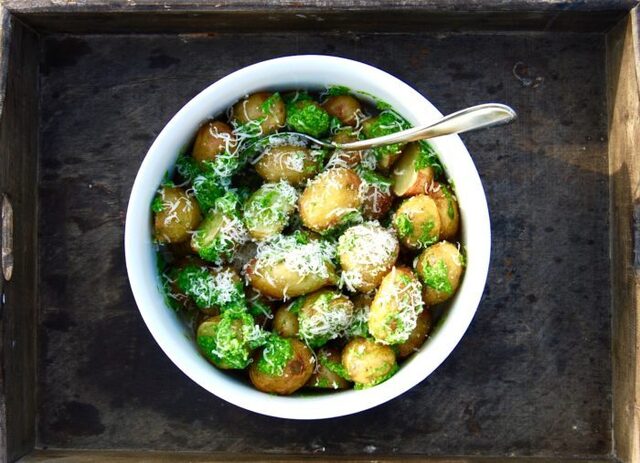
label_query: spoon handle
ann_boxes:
[339,103,517,151]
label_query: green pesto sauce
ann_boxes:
[395,213,414,238]
[192,173,225,212]
[421,259,453,294]
[440,185,456,220]
[358,168,392,190]
[319,353,351,380]
[286,100,330,138]
[175,154,200,182]
[260,92,282,116]
[362,111,409,160]
[414,141,444,178]
[418,219,437,247]
[151,194,164,213]
[326,85,351,96]
[257,336,294,376]
[198,312,262,369]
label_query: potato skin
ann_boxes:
[393,194,441,250]
[298,290,355,347]
[249,338,314,395]
[338,222,399,293]
[342,337,397,387]
[273,304,299,337]
[245,258,337,299]
[232,92,286,135]
[368,266,424,345]
[427,183,460,240]
[254,145,320,186]
[416,241,464,305]
[322,95,362,126]
[392,143,436,197]
[396,310,432,358]
[307,346,351,390]
[299,167,362,233]
[192,121,236,168]
[154,187,202,243]
[327,130,364,169]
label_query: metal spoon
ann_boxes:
[270,103,516,151]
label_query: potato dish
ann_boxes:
[152,88,465,395]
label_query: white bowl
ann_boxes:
[124,55,491,419]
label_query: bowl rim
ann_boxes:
[124,54,491,419]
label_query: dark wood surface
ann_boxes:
[0,10,40,463]
[4,0,638,34]
[607,12,640,463]
[36,30,612,457]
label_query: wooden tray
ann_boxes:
[0,1,638,462]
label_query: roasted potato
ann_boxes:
[322,95,362,127]
[427,183,460,240]
[307,346,351,390]
[342,337,397,387]
[254,145,321,186]
[243,181,298,241]
[191,209,248,264]
[395,310,432,358]
[299,167,362,233]
[368,266,424,345]
[273,304,300,337]
[392,142,436,197]
[326,130,365,169]
[393,194,442,250]
[232,92,286,135]
[298,289,355,347]
[416,241,464,305]
[192,121,237,168]
[249,337,314,395]
[338,222,399,293]
[245,234,338,299]
[362,113,406,171]
[154,186,202,243]
[196,311,262,369]
[357,169,394,221]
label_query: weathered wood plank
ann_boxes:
[8,10,633,34]
[0,8,39,463]
[37,31,611,457]
[607,10,640,463]
[5,0,639,13]
[16,449,616,463]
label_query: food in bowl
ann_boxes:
[151,87,465,395]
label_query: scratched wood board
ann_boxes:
[35,31,611,457]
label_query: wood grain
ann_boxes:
[3,1,637,34]
[37,31,612,457]
[16,449,614,463]
[607,10,640,463]
[0,8,39,463]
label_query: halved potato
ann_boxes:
[154,187,202,243]
[249,337,314,395]
[416,241,464,305]
[392,143,436,197]
[392,195,442,250]
[322,95,362,127]
[427,183,460,240]
[306,346,351,390]
[192,121,237,168]
[342,337,397,387]
[232,92,286,135]
[396,309,432,358]
[368,266,424,345]
[254,145,321,186]
[299,167,362,233]
[338,222,399,293]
